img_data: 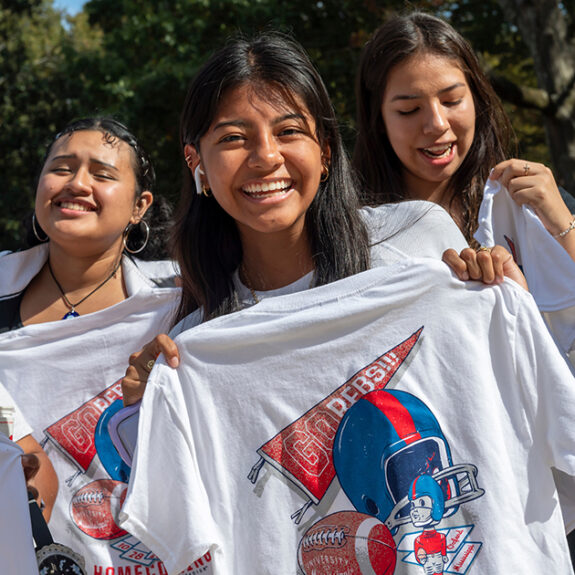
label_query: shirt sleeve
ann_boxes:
[0,433,39,573]
[364,201,469,264]
[119,362,222,575]
[505,287,575,532]
[512,289,575,475]
[542,306,575,362]
[12,402,32,442]
[0,382,32,442]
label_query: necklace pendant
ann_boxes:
[62,309,80,320]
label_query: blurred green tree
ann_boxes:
[494,0,575,192]
[0,0,104,250]
[1,0,569,249]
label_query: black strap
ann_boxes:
[28,490,53,550]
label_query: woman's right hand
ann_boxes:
[122,334,180,406]
[490,159,572,238]
[442,244,528,290]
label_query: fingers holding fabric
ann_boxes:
[443,246,496,283]
[122,334,180,406]
[490,159,573,237]
[442,245,528,289]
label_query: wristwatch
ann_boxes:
[28,490,87,575]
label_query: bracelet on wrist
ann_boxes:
[555,218,575,239]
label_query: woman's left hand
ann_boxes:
[442,245,528,290]
[122,334,180,406]
[490,159,573,238]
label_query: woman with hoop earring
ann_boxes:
[0,117,180,574]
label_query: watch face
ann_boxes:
[36,543,86,575]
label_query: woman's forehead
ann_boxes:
[216,81,312,120]
[48,130,132,161]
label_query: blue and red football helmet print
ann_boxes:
[333,389,484,533]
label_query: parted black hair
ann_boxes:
[174,31,371,322]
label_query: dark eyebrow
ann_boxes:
[390,82,466,103]
[50,154,118,171]
[276,113,307,124]
[212,112,307,132]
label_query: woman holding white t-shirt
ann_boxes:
[117,32,575,574]
[120,32,525,404]
[0,117,180,573]
[353,10,575,564]
[353,11,575,327]
[353,11,575,259]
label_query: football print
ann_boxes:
[298,511,396,574]
[70,479,128,540]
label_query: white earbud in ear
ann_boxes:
[194,165,205,196]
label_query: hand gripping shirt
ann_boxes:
[0,245,183,575]
[120,259,575,575]
[475,179,575,363]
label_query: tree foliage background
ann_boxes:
[1,0,573,250]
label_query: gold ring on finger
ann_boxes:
[476,246,492,253]
[523,163,530,176]
[145,359,156,372]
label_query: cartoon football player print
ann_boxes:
[333,388,485,573]
[409,474,448,574]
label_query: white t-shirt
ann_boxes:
[475,178,575,361]
[475,181,575,534]
[176,201,469,332]
[0,245,182,574]
[0,432,38,574]
[0,381,32,442]
[121,259,575,575]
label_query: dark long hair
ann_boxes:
[354,11,515,242]
[174,32,370,322]
[27,116,172,259]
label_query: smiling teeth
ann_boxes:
[243,180,291,196]
[422,144,453,158]
[59,201,92,211]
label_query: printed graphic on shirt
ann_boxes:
[45,381,212,575]
[397,525,481,574]
[248,328,423,522]
[250,328,485,574]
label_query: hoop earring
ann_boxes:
[32,213,49,242]
[320,163,329,183]
[123,220,150,254]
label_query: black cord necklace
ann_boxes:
[47,258,122,320]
